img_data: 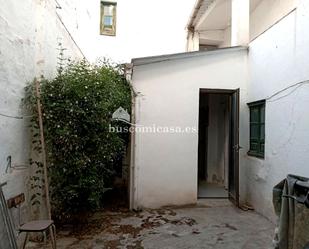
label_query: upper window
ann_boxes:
[100,1,117,36]
[248,100,265,158]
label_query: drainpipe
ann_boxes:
[124,63,138,210]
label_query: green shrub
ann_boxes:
[25,60,131,221]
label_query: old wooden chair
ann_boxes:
[0,182,57,249]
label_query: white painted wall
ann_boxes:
[231,0,249,46]
[185,0,309,223]
[220,26,231,48]
[131,48,248,209]
[250,0,297,41]
[57,0,196,63]
[0,0,83,226]
[247,0,309,221]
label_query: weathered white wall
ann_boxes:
[250,0,297,41]
[231,0,249,46]
[131,48,248,208]
[57,0,196,63]
[0,0,83,227]
[247,0,309,221]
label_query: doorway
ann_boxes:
[198,89,239,205]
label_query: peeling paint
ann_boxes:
[0,0,83,232]
[247,0,309,221]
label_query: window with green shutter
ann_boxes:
[248,100,265,158]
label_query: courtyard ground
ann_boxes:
[27,200,275,249]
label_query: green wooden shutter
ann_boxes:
[248,100,265,158]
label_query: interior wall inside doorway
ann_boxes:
[199,93,230,189]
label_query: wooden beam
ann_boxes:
[199,30,225,43]
[35,79,51,220]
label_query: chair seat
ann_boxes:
[19,220,54,232]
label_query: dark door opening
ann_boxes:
[198,89,239,206]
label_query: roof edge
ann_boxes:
[186,0,216,31]
[132,46,248,67]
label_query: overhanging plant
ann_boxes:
[24,59,131,221]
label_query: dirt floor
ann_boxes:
[26,200,275,249]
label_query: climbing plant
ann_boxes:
[24,59,131,221]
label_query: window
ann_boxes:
[248,100,265,158]
[100,1,117,36]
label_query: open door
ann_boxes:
[198,89,239,204]
[228,89,240,206]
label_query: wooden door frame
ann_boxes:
[230,89,240,207]
[198,88,240,206]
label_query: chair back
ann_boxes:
[0,182,18,249]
